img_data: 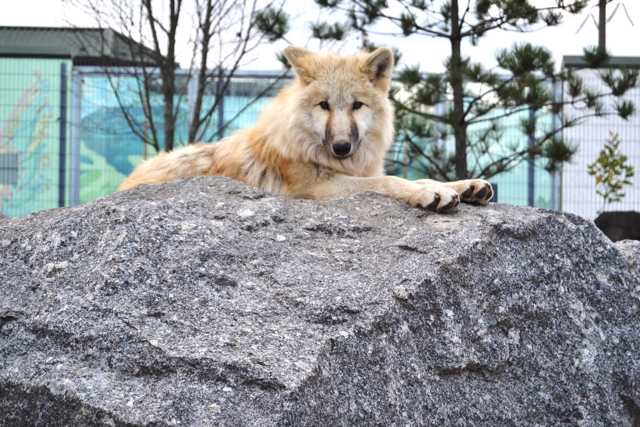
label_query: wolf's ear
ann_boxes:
[283,46,315,85]
[362,48,394,91]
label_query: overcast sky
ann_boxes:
[2,0,638,72]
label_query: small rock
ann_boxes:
[43,261,69,276]
[392,285,410,301]
[237,208,255,218]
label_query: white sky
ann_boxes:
[1,0,638,73]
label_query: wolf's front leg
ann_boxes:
[300,175,460,212]
[416,179,493,205]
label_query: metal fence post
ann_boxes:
[58,62,68,208]
[527,106,536,207]
[551,77,563,211]
[216,68,225,140]
[187,71,197,140]
[69,70,82,206]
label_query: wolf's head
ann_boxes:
[266,47,394,175]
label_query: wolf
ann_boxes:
[119,46,493,211]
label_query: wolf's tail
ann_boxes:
[118,143,218,191]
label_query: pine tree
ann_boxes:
[587,131,634,212]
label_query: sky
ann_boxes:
[1,0,638,73]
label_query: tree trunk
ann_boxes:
[449,0,467,179]
[162,68,176,152]
[598,0,607,53]
[188,0,214,143]
[162,0,181,152]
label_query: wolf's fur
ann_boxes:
[119,47,493,211]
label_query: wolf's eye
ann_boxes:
[319,101,330,111]
[352,101,364,110]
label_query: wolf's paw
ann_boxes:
[458,179,493,205]
[407,186,460,212]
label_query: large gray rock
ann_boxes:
[1,177,639,426]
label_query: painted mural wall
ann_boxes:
[0,58,71,217]
[78,74,155,204]
[0,62,281,218]
[76,73,274,204]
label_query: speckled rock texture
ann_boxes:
[1,177,639,426]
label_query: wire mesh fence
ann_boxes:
[1,58,639,219]
[386,100,558,209]
[561,67,640,219]
[0,58,71,217]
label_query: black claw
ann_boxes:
[439,197,459,212]
[485,185,494,201]
[475,186,487,199]
[427,193,440,210]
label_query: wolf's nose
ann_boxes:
[331,142,352,157]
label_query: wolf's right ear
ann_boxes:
[283,46,315,85]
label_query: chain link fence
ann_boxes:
[0,58,70,217]
[1,57,639,219]
[561,66,640,219]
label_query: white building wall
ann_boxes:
[561,69,640,219]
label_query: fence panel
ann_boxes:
[0,58,71,217]
[1,62,638,218]
[561,68,640,219]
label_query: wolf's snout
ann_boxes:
[331,142,352,157]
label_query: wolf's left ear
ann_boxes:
[283,46,315,85]
[362,48,394,92]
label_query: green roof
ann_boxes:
[0,26,160,66]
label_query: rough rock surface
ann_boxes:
[1,177,639,426]
[617,240,640,277]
